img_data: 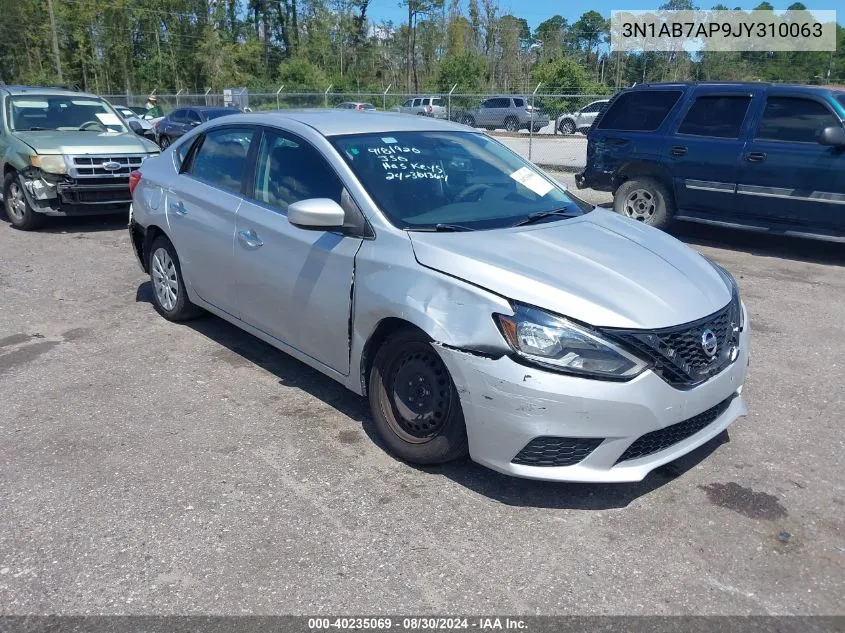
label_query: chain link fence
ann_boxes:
[102,90,619,170]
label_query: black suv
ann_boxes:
[576,82,845,241]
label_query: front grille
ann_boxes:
[616,395,735,463]
[512,437,603,467]
[606,298,741,388]
[69,154,145,178]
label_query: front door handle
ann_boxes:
[169,200,187,216]
[670,145,688,157]
[238,229,264,249]
[746,152,767,163]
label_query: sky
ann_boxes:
[368,1,841,31]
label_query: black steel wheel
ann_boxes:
[368,329,468,464]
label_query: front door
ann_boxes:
[235,128,361,374]
[166,125,256,317]
[737,95,845,232]
[668,93,752,217]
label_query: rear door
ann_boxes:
[234,128,362,374]
[737,94,845,231]
[668,90,753,217]
[166,125,257,317]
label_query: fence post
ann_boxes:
[529,82,541,162]
[448,83,458,121]
[204,88,211,106]
[175,88,184,107]
[276,85,284,109]
[383,83,391,111]
[324,84,333,108]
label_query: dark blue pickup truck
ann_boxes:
[576,82,845,242]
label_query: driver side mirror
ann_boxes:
[288,198,345,230]
[819,125,845,147]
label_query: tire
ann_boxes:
[558,119,575,135]
[504,116,519,132]
[3,172,46,231]
[368,329,469,465]
[461,115,476,127]
[148,235,202,321]
[158,134,171,149]
[613,177,674,230]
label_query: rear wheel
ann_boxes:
[558,119,575,135]
[505,116,520,132]
[368,329,468,465]
[3,172,46,231]
[148,236,202,321]
[613,177,674,230]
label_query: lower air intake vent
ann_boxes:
[512,437,603,467]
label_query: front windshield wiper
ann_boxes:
[510,208,582,227]
[407,223,476,232]
[21,127,49,131]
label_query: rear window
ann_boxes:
[677,95,751,138]
[431,98,444,107]
[598,90,682,132]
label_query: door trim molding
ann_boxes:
[736,184,845,205]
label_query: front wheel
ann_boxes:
[558,119,575,135]
[3,172,46,231]
[613,178,674,230]
[368,329,468,465]
[461,115,476,127]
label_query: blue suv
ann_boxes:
[575,82,845,241]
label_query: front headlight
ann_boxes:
[494,304,648,380]
[30,154,67,174]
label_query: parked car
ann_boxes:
[456,96,549,133]
[556,99,609,135]
[336,102,377,111]
[129,110,749,482]
[154,106,243,148]
[397,96,447,119]
[113,104,154,137]
[576,82,845,241]
[0,85,160,230]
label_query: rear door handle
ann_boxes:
[238,229,264,249]
[169,200,187,216]
[670,145,688,157]
[746,152,767,162]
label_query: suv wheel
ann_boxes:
[614,178,674,230]
[504,116,520,132]
[3,172,46,231]
[559,119,575,135]
[461,115,476,127]
[368,329,469,465]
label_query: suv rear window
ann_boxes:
[677,95,751,138]
[597,90,682,132]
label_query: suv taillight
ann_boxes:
[427,105,433,113]
[128,170,142,196]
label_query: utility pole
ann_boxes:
[46,0,63,82]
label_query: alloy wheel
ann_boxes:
[6,182,26,221]
[151,247,179,311]
[623,189,657,222]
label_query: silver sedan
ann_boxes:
[128,111,750,482]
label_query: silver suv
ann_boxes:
[397,96,447,119]
[458,96,550,133]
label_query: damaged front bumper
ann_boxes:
[20,170,132,216]
[435,323,750,483]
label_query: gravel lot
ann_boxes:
[0,196,843,615]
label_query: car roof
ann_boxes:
[627,81,841,96]
[1,85,100,98]
[228,109,472,136]
[177,105,240,112]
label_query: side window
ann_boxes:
[431,98,444,107]
[186,110,202,123]
[756,97,840,143]
[422,98,431,106]
[175,136,198,170]
[401,99,412,108]
[412,98,422,107]
[188,127,255,193]
[513,98,524,107]
[481,100,492,109]
[677,95,751,139]
[170,109,186,123]
[597,90,682,132]
[252,130,343,213]
[496,98,509,108]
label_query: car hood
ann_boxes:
[14,130,158,155]
[407,209,732,329]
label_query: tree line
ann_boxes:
[1,0,843,97]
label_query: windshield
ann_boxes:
[8,95,128,133]
[331,131,588,230]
